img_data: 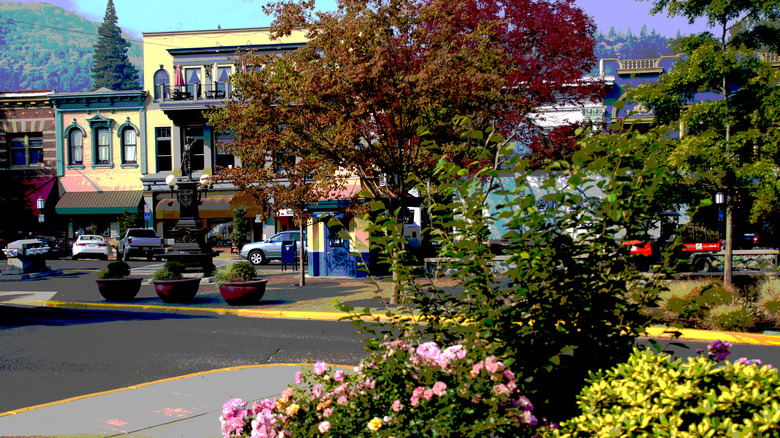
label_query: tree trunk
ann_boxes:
[724,195,733,287]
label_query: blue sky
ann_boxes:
[18,0,710,39]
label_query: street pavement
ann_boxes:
[1,252,780,437]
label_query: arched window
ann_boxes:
[68,129,83,165]
[95,127,110,165]
[154,69,170,101]
[121,127,137,164]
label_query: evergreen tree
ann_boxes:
[90,0,139,90]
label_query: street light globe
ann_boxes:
[165,174,177,188]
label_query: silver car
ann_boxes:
[240,231,303,265]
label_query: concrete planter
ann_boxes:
[153,278,201,303]
[219,279,268,306]
[96,277,143,301]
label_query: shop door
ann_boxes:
[325,223,351,276]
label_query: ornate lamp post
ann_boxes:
[159,138,219,274]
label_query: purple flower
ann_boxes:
[313,361,328,376]
[707,340,732,362]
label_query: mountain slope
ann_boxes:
[0,1,142,92]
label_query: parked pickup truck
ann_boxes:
[116,228,165,261]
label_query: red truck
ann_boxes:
[626,212,722,273]
[627,239,721,272]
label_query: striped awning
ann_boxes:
[156,193,266,220]
[156,195,232,219]
[55,191,143,215]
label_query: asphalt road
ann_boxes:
[1,258,780,414]
[0,258,369,413]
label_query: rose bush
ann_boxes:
[220,340,538,437]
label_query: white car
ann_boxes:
[72,235,112,260]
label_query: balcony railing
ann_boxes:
[155,85,230,103]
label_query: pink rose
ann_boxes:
[391,399,403,412]
[313,361,327,376]
[337,396,348,405]
[295,371,303,385]
[318,420,331,433]
[485,356,505,373]
[334,370,344,382]
[432,381,447,397]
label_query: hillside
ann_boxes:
[0,1,142,92]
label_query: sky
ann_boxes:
[14,0,711,39]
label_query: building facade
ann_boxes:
[50,88,148,241]
[140,27,308,242]
[0,90,58,243]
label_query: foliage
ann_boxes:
[0,2,142,92]
[90,0,140,90]
[757,278,780,325]
[211,0,599,212]
[338,125,672,421]
[539,345,780,437]
[706,301,760,332]
[230,206,249,250]
[96,260,131,279]
[625,0,780,283]
[220,340,538,438]
[117,209,140,237]
[646,279,780,332]
[214,262,257,285]
[152,260,186,281]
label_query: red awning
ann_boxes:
[23,177,57,211]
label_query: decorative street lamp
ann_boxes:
[158,142,219,274]
[715,191,725,241]
[36,196,45,223]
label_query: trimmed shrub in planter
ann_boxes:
[215,262,267,305]
[152,260,200,303]
[95,260,142,301]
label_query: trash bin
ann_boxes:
[3,239,50,274]
[281,240,296,271]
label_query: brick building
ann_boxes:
[0,90,58,244]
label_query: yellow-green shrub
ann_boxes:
[540,348,780,437]
[706,302,759,332]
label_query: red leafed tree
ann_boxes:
[209,0,598,284]
[212,0,598,195]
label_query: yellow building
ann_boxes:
[140,27,307,240]
[51,88,148,239]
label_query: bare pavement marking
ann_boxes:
[0,291,58,305]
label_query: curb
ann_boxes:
[13,299,780,346]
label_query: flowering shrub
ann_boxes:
[220,341,538,437]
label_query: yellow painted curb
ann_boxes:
[0,363,354,418]
[646,326,780,346]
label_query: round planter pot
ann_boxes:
[219,279,269,306]
[153,277,201,303]
[96,277,143,301]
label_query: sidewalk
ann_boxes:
[2,259,780,437]
[0,364,308,437]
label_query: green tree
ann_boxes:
[90,0,139,91]
[630,0,780,285]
